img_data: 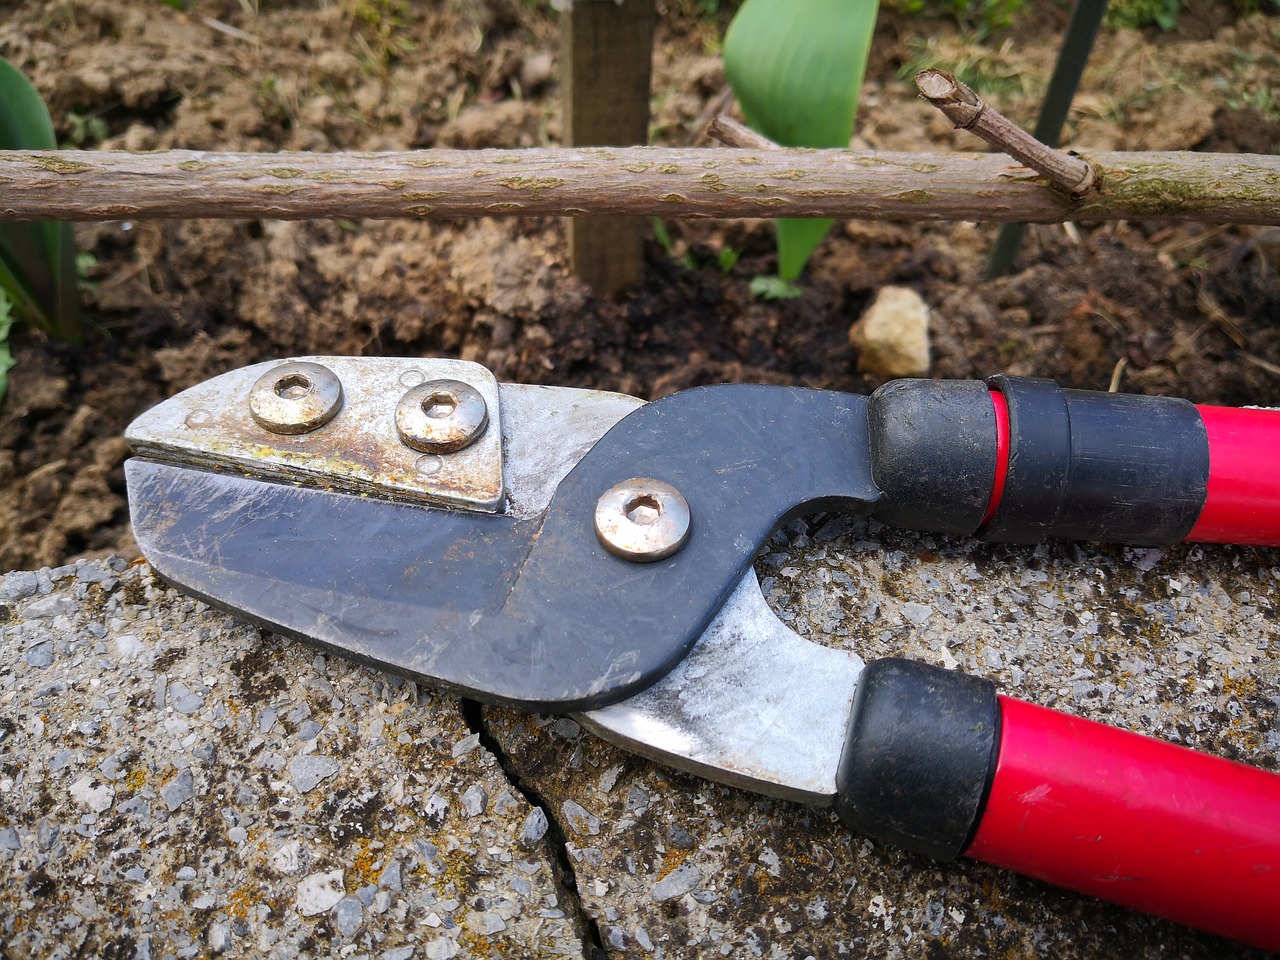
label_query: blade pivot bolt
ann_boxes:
[397,379,489,454]
[595,479,691,562]
[248,361,344,435]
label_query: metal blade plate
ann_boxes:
[582,570,863,806]
[127,356,508,511]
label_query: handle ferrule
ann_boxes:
[866,377,1280,545]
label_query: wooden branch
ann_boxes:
[915,68,1096,195]
[708,115,778,151]
[1,147,1277,224]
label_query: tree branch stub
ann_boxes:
[708,115,779,152]
[915,68,1096,196]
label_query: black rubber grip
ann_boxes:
[834,658,1000,861]
[982,376,1209,544]
[867,379,997,536]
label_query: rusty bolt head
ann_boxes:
[396,379,489,454]
[594,478,691,562]
[248,361,344,435]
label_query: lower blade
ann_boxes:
[581,570,864,806]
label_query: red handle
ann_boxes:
[966,696,1280,951]
[1188,404,1280,545]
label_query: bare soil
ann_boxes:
[0,0,1278,571]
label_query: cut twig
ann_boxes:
[707,115,779,151]
[687,87,736,146]
[915,68,1095,196]
[2,147,1277,224]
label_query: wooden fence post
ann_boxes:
[561,0,656,296]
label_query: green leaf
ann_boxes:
[724,0,879,280]
[776,219,834,282]
[0,57,82,344]
[0,289,16,405]
[749,274,804,300]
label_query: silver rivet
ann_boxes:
[184,408,213,429]
[399,368,425,387]
[248,361,343,435]
[594,478,691,562]
[396,379,489,454]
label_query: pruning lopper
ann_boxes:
[124,357,1280,950]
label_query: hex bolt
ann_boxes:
[248,361,344,435]
[594,478,691,562]
[396,379,489,454]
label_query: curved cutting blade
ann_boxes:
[582,570,863,806]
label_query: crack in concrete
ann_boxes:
[460,699,609,959]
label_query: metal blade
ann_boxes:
[128,357,878,710]
[582,570,863,806]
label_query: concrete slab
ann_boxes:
[1,518,1276,958]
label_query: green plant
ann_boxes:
[0,57,82,361]
[650,218,698,270]
[883,0,1027,33]
[1106,0,1182,30]
[724,0,879,283]
[899,34,1040,101]
[0,291,16,402]
[749,275,803,300]
[61,110,109,148]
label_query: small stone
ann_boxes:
[296,870,346,917]
[334,895,363,937]
[518,807,548,847]
[562,800,599,837]
[451,733,481,758]
[0,826,20,850]
[425,938,460,960]
[273,840,303,875]
[25,643,54,668]
[849,285,931,378]
[168,682,205,715]
[1,571,39,601]
[460,784,487,818]
[160,769,194,811]
[379,860,402,892]
[465,910,506,935]
[207,922,231,951]
[297,720,322,741]
[649,862,702,902]
[626,786,650,815]
[549,718,581,740]
[176,867,197,881]
[258,707,277,734]
[22,594,73,619]
[383,947,415,960]
[901,602,933,626]
[70,776,114,813]
[289,755,340,794]
[114,634,145,659]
